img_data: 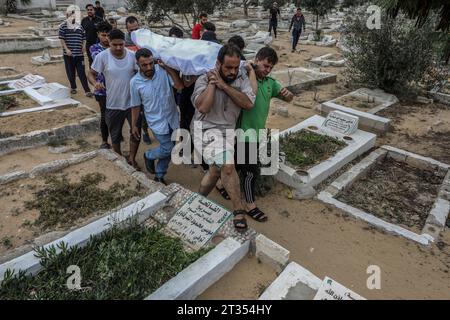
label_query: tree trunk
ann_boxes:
[244,1,249,17]
[316,13,319,31]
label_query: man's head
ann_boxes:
[108,17,117,29]
[199,13,208,25]
[296,8,302,15]
[125,16,139,33]
[95,1,101,7]
[200,22,216,38]
[86,4,95,17]
[217,44,242,84]
[136,48,155,78]
[169,26,183,38]
[228,35,245,51]
[255,47,278,78]
[108,29,125,56]
[97,21,112,46]
[273,2,278,7]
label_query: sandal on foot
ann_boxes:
[233,210,248,232]
[247,207,268,222]
[216,186,231,200]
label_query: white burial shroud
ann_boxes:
[132,29,223,76]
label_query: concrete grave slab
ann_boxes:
[32,48,64,65]
[310,53,345,67]
[317,88,399,134]
[0,34,47,53]
[0,67,26,82]
[273,115,376,197]
[271,67,337,94]
[317,146,450,245]
[0,74,46,95]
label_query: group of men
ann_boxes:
[58,7,295,231]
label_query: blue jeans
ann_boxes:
[144,129,174,178]
[292,29,301,50]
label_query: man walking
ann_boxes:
[89,29,141,168]
[236,47,293,222]
[94,1,105,20]
[130,49,184,185]
[191,44,256,231]
[81,4,102,66]
[89,21,112,149]
[268,2,281,39]
[59,7,92,97]
[192,13,208,40]
[289,8,306,53]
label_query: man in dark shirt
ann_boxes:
[94,1,105,19]
[268,2,281,38]
[288,7,306,52]
[81,4,102,66]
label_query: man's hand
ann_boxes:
[156,59,166,70]
[211,69,226,90]
[94,82,105,91]
[132,125,141,141]
[245,60,254,73]
[279,87,294,101]
[66,48,73,56]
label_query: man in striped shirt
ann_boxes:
[59,9,93,97]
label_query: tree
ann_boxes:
[1,0,31,14]
[262,0,288,10]
[378,0,450,31]
[302,0,338,31]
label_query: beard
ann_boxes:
[219,68,237,84]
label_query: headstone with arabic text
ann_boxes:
[322,110,359,135]
[313,277,366,300]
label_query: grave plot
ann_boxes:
[0,149,161,262]
[0,83,79,117]
[318,146,450,246]
[0,67,26,82]
[0,34,47,53]
[317,88,399,134]
[0,104,98,156]
[273,112,376,198]
[271,67,337,94]
[310,53,345,67]
[0,74,46,95]
[31,48,63,65]
[299,34,338,47]
[429,81,450,106]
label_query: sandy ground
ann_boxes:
[1,17,449,299]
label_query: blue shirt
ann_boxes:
[130,65,179,135]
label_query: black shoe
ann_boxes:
[154,177,167,185]
[143,154,155,174]
[99,142,111,149]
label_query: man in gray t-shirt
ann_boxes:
[191,44,256,232]
[88,29,141,169]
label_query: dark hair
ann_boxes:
[85,4,94,9]
[297,7,302,10]
[108,17,117,24]
[217,44,241,63]
[201,31,220,44]
[199,12,207,19]
[255,47,278,65]
[169,26,184,38]
[96,21,112,33]
[201,22,216,32]
[228,35,245,51]
[108,29,125,41]
[95,1,100,4]
[135,48,153,62]
[125,16,139,26]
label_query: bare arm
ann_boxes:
[245,61,258,95]
[278,87,294,102]
[131,106,142,140]
[212,70,253,110]
[195,81,216,114]
[60,39,72,56]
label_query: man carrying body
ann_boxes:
[124,16,140,48]
[130,49,184,185]
[192,13,208,40]
[268,2,281,39]
[191,44,256,231]
[89,29,141,168]
[236,47,293,222]
[81,4,103,66]
[288,8,306,53]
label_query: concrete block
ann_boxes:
[255,234,290,272]
[425,198,450,228]
[0,171,28,185]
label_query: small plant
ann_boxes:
[47,138,68,148]
[0,95,18,112]
[1,237,13,249]
[314,29,323,42]
[0,84,10,91]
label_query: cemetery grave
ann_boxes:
[0,34,48,53]
[271,67,337,94]
[317,88,399,134]
[310,53,345,67]
[273,112,376,198]
[0,74,46,95]
[318,146,450,245]
[0,67,25,82]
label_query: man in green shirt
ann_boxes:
[236,47,294,222]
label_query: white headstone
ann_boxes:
[231,20,251,29]
[36,83,70,101]
[313,277,366,300]
[117,7,128,14]
[322,110,359,135]
[9,74,45,89]
[166,193,232,250]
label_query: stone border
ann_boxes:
[429,90,450,106]
[310,53,345,67]
[274,115,376,198]
[0,104,98,156]
[271,67,337,94]
[255,234,290,273]
[259,262,322,300]
[317,145,450,246]
[317,88,399,134]
[0,67,26,82]
[0,76,46,95]
[0,34,47,53]
[0,99,80,117]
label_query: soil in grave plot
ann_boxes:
[333,95,381,111]
[0,107,95,135]
[337,156,445,233]
[280,129,346,171]
[197,254,278,300]
[0,157,145,257]
[0,222,208,300]
[0,92,36,112]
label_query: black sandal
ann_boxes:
[233,210,248,232]
[216,186,231,200]
[247,207,268,222]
